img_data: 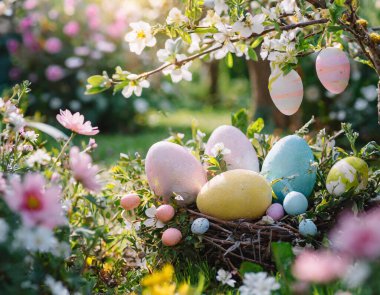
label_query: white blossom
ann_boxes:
[232,13,266,38]
[280,0,298,14]
[262,6,281,21]
[213,23,236,59]
[200,10,222,27]
[157,38,183,63]
[188,33,201,53]
[122,74,150,98]
[23,130,39,142]
[343,262,370,289]
[125,21,157,55]
[211,142,231,156]
[45,276,70,295]
[162,56,193,83]
[26,149,51,167]
[166,7,188,26]
[0,218,9,243]
[214,0,229,15]
[216,269,236,287]
[13,226,58,253]
[239,272,280,295]
[8,112,25,132]
[143,205,165,228]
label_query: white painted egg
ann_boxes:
[316,47,350,94]
[191,218,210,235]
[269,70,304,116]
[205,125,259,172]
[145,141,207,205]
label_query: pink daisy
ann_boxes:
[4,173,66,228]
[56,109,99,136]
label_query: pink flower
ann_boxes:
[4,173,66,228]
[56,109,99,135]
[24,0,38,10]
[19,17,34,31]
[86,4,100,30]
[330,209,380,259]
[44,37,62,54]
[63,21,80,37]
[69,147,101,192]
[45,65,65,81]
[6,39,20,54]
[22,31,39,51]
[292,250,349,284]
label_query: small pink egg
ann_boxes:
[120,194,140,210]
[162,228,182,246]
[266,203,285,221]
[316,47,350,94]
[156,204,175,222]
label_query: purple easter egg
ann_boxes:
[266,203,285,221]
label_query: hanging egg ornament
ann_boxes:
[162,228,182,246]
[299,219,317,237]
[156,205,175,223]
[269,70,304,116]
[266,203,285,221]
[316,47,350,94]
[191,218,210,235]
[120,194,140,210]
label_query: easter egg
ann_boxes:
[261,135,316,203]
[316,47,350,94]
[269,70,303,116]
[283,191,308,216]
[299,219,317,236]
[191,218,210,235]
[266,203,285,221]
[326,156,369,196]
[205,125,259,172]
[145,141,207,205]
[196,169,272,220]
[120,194,140,210]
[156,205,175,223]
[162,228,182,246]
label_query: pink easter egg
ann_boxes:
[156,204,175,222]
[162,228,182,246]
[266,203,285,221]
[120,194,140,210]
[269,70,304,116]
[316,47,350,94]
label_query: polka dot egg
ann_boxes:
[283,191,308,216]
[191,218,210,235]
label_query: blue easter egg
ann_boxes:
[283,191,308,215]
[261,135,316,203]
[191,218,210,235]
[299,219,317,236]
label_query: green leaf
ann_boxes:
[87,75,105,86]
[247,117,264,137]
[194,27,218,34]
[113,80,130,95]
[85,85,110,95]
[248,48,258,61]
[272,242,295,293]
[327,25,343,32]
[239,261,263,275]
[231,109,249,132]
[226,52,234,68]
[250,37,264,49]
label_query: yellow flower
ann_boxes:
[103,262,113,273]
[141,265,174,287]
[150,282,176,295]
[177,283,190,295]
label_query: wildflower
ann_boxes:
[210,142,231,156]
[232,13,266,38]
[141,264,174,287]
[0,218,9,243]
[8,112,25,132]
[63,20,80,37]
[143,205,165,228]
[56,109,99,135]
[69,147,102,193]
[13,226,58,253]
[213,23,236,59]
[216,269,236,287]
[5,173,66,228]
[239,272,280,295]
[45,65,65,82]
[26,149,51,167]
[45,276,70,295]
[44,37,62,54]
[125,21,157,55]
[22,130,39,142]
[121,74,150,98]
[166,7,188,26]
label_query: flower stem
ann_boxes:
[53,132,75,167]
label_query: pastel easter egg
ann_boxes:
[145,141,207,205]
[269,70,304,116]
[326,156,368,196]
[156,204,175,223]
[316,47,350,94]
[205,125,259,172]
[261,135,316,203]
[266,203,285,221]
[191,218,210,235]
[299,219,317,236]
[120,194,140,210]
[196,169,272,220]
[162,228,182,246]
[283,191,308,216]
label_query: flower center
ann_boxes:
[25,194,42,210]
[137,30,146,39]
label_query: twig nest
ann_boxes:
[191,218,210,235]
[299,219,317,236]
[162,228,182,246]
[316,47,350,94]
[145,141,207,205]
[266,203,285,221]
[120,194,140,210]
[269,69,303,116]
[283,192,308,216]
[156,205,175,223]
[205,125,259,172]
[326,156,369,196]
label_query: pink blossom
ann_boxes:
[45,65,65,81]
[19,17,34,31]
[44,37,62,54]
[56,109,99,135]
[107,21,126,39]
[86,4,100,30]
[22,31,39,51]
[6,39,20,54]
[69,147,101,192]
[4,173,66,228]
[292,250,349,284]
[63,21,80,37]
[24,0,38,10]
[330,209,380,259]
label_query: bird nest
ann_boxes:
[187,209,302,271]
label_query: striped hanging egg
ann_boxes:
[316,47,350,94]
[269,70,304,116]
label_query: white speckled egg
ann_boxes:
[269,70,304,116]
[145,141,207,205]
[316,47,350,94]
[299,219,317,236]
[205,125,259,172]
[283,191,308,216]
[162,228,182,246]
[191,218,210,235]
